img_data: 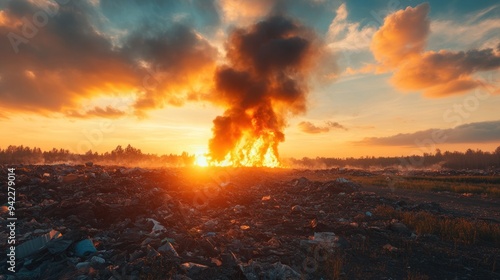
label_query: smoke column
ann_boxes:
[208,15,316,166]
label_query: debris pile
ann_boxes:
[0,165,498,279]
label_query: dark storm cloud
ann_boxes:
[357,120,500,146]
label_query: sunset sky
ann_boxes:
[1,0,499,159]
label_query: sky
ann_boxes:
[0,0,499,159]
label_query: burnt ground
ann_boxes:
[0,165,499,280]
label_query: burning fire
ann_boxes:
[194,154,209,167]
[195,131,281,167]
[197,16,316,168]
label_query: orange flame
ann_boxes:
[196,131,281,167]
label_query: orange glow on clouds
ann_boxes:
[371,3,500,97]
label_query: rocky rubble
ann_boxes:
[0,164,498,279]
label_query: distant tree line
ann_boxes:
[0,145,499,169]
[0,144,195,166]
[287,147,500,170]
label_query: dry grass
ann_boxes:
[331,253,343,280]
[349,175,500,197]
[375,205,500,246]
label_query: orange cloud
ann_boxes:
[371,3,430,68]
[0,0,217,118]
[371,3,500,97]
[298,121,347,134]
[125,25,217,113]
[298,121,329,134]
[0,10,21,27]
[0,1,139,114]
[65,106,127,119]
[0,11,7,25]
[217,0,275,24]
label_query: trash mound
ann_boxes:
[0,165,497,280]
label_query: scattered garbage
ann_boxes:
[313,232,337,243]
[100,172,111,179]
[292,177,310,187]
[233,205,246,213]
[0,164,489,279]
[76,262,91,270]
[203,232,217,237]
[240,261,301,280]
[291,205,303,214]
[158,241,179,257]
[59,174,80,183]
[389,221,411,234]
[74,239,97,257]
[147,218,166,234]
[336,177,350,183]
[383,244,399,252]
[46,238,73,254]
[181,262,209,277]
[90,256,105,264]
[17,230,62,259]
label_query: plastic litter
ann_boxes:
[147,218,166,234]
[17,230,62,259]
[261,195,271,201]
[158,241,179,257]
[46,238,73,254]
[313,232,337,243]
[74,239,97,257]
[181,262,209,276]
[76,262,91,270]
[90,256,105,264]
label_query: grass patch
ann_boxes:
[349,175,500,197]
[375,205,500,246]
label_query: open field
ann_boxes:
[1,165,499,279]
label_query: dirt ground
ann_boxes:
[1,165,499,279]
